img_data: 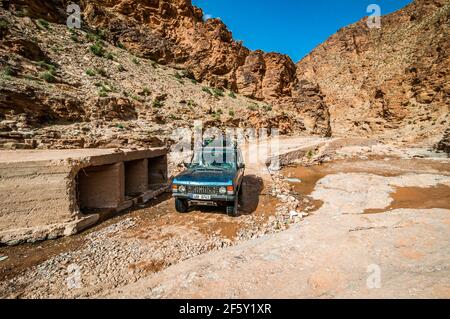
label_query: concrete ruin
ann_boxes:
[0,148,168,245]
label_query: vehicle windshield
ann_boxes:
[189,148,236,170]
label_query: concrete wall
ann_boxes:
[0,161,76,229]
[0,148,168,245]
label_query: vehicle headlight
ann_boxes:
[178,185,186,193]
[219,186,227,194]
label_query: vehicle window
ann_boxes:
[190,149,236,170]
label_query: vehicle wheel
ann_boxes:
[175,198,189,213]
[226,195,239,217]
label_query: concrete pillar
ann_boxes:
[125,159,148,196]
[78,162,125,209]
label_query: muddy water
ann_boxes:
[282,158,450,213]
[365,184,450,214]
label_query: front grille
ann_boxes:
[186,185,219,195]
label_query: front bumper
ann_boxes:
[173,193,235,202]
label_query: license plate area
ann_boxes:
[193,194,212,200]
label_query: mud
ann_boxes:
[282,158,450,215]
[365,184,450,214]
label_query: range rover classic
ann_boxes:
[172,146,245,216]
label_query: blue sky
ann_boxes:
[192,0,413,62]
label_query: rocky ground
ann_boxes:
[0,138,448,298]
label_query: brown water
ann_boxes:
[365,184,450,214]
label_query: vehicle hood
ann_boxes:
[173,168,235,186]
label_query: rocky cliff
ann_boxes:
[297,0,449,145]
[0,0,448,150]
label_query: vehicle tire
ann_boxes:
[226,195,239,217]
[175,198,189,213]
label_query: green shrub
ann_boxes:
[202,87,212,95]
[132,57,140,65]
[95,68,107,77]
[173,72,182,80]
[0,18,9,31]
[262,104,272,112]
[116,123,124,129]
[247,103,258,111]
[36,18,50,30]
[3,66,15,77]
[117,64,125,72]
[40,71,55,83]
[90,41,105,57]
[70,34,79,42]
[98,90,108,97]
[190,78,198,84]
[212,87,224,97]
[228,91,236,99]
[152,99,164,108]
[106,53,114,60]
[228,110,235,117]
[116,42,125,49]
[85,68,95,76]
[142,87,151,96]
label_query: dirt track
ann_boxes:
[1,138,449,298]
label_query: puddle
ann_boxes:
[282,158,450,215]
[365,184,450,214]
[283,158,450,196]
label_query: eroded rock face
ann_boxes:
[1,0,448,147]
[296,0,449,142]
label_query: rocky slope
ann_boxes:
[297,0,449,146]
[0,0,448,150]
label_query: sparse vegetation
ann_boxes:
[90,41,105,57]
[247,103,258,111]
[36,18,50,30]
[116,42,125,49]
[228,91,236,99]
[0,18,9,31]
[37,61,57,82]
[106,53,114,60]
[131,94,144,102]
[212,88,224,97]
[152,98,164,108]
[117,64,125,72]
[187,99,196,109]
[228,110,235,117]
[262,104,273,112]
[3,66,15,77]
[132,57,140,65]
[306,149,315,159]
[86,69,95,76]
[202,87,212,95]
[142,87,151,96]
[95,68,107,77]
[40,71,56,83]
[97,82,115,97]
[116,123,124,129]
